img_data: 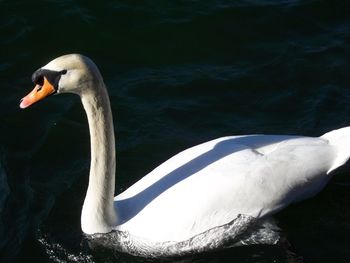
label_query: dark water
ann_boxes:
[1,0,350,262]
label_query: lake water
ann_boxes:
[1,0,350,262]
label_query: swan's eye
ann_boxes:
[34,75,44,86]
[61,70,67,75]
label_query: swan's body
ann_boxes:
[114,133,344,243]
[20,54,350,253]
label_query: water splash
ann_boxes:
[37,230,94,263]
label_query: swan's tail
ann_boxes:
[321,127,350,173]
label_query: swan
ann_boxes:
[20,54,350,255]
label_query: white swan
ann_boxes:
[20,54,350,251]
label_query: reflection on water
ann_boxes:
[88,215,279,258]
[38,215,291,262]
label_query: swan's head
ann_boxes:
[20,54,103,109]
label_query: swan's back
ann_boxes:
[114,134,338,242]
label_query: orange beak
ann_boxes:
[20,76,56,109]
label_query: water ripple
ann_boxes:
[89,214,280,258]
[0,15,31,45]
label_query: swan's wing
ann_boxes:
[116,134,299,199]
[114,135,336,242]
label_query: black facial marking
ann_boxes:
[31,69,66,91]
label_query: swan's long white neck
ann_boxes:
[80,80,117,234]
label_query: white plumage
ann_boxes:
[115,132,346,242]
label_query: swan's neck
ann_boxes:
[80,83,117,234]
